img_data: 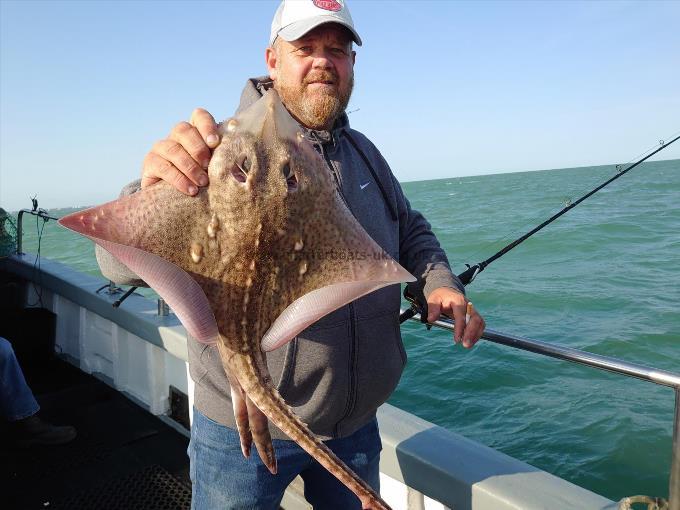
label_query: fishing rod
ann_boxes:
[400,132,680,324]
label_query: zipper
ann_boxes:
[335,301,358,436]
[317,141,359,436]
[318,143,353,214]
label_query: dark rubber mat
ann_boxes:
[0,357,191,509]
[49,464,191,510]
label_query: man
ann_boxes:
[100,1,485,508]
[1,336,77,447]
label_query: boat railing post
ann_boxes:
[16,210,25,255]
[670,389,680,510]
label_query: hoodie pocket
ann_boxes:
[187,336,209,385]
[270,337,297,393]
[272,320,353,437]
[350,310,406,425]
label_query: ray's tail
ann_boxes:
[252,383,390,510]
[228,351,391,510]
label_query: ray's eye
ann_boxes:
[231,155,250,183]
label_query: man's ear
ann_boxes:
[265,46,278,81]
[351,50,356,66]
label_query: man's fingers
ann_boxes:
[190,108,220,149]
[169,121,213,176]
[426,288,485,349]
[151,139,207,192]
[462,311,486,349]
[154,138,206,186]
[426,300,441,323]
[142,152,198,195]
[450,302,467,344]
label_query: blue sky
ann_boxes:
[1,0,678,211]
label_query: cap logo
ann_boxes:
[312,0,342,12]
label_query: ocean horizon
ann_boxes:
[6,157,678,214]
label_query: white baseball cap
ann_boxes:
[270,0,362,47]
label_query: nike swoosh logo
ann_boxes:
[360,182,370,190]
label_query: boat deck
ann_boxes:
[0,356,192,510]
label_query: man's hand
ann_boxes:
[141,108,221,195]
[426,287,485,348]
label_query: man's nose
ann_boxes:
[311,52,334,70]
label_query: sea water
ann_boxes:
[14,158,680,502]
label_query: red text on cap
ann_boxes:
[312,0,342,12]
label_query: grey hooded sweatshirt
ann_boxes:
[97,77,464,440]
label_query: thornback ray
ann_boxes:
[60,89,413,510]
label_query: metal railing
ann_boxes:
[403,310,679,510]
[16,208,60,255]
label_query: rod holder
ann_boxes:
[112,286,137,308]
[157,298,169,317]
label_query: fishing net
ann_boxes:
[0,208,18,257]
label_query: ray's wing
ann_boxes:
[59,184,219,344]
[260,208,415,352]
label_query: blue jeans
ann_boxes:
[188,407,381,509]
[0,336,39,421]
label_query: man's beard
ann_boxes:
[275,70,354,130]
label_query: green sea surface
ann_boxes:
[13,158,680,502]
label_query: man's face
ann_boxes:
[266,24,356,131]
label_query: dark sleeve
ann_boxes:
[392,174,465,302]
[94,179,148,287]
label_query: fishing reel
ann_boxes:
[399,288,431,328]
